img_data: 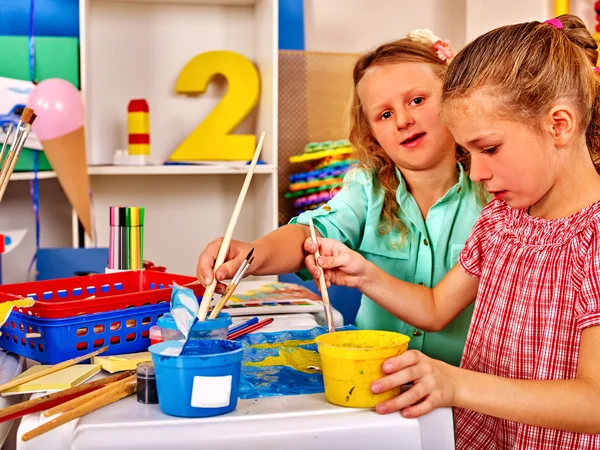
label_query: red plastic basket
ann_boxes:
[0,271,204,318]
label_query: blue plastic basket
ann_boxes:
[1,303,169,364]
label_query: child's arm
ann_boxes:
[373,326,600,434]
[196,224,315,293]
[305,237,479,331]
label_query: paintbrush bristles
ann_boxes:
[20,108,36,125]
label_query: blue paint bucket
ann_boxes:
[158,312,232,341]
[149,339,243,418]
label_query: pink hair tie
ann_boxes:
[594,66,600,73]
[544,18,563,29]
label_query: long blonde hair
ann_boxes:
[349,38,473,245]
[443,14,600,173]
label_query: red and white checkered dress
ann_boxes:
[456,199,600,449]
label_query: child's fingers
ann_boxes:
[400,397,437,419]
[317,252,351,269]
[371,365,419,395]
[213,260,243,283]
[382,350,423,373]
[375,382,431,415]
[197,239,222,284]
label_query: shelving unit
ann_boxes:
[75,0,278,275]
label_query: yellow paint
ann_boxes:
[244,347,321,374]
[127,112,150,135]
[170,50,260,161]
[315,330,410,408]
[248,339,315,350]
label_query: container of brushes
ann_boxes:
[315,330,411,408]
[157,312,231,341]
[149,339,243,417]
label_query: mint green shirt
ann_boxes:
[291,164,483,366]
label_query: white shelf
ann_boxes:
[9,171,59,181]
[88,164,277,175]
[9,164,276,181]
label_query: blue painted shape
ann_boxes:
[36,248,109,281]
[0,0,79,37]
[72,287,82,296]
[114,283,123,291]
[86,286,96,295]
[4,236,11,246]
[57,290,68,298]
[279,0,304,50]
[101,284,110,293]
[42,291,52,300]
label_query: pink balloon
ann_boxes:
[27,78,84,141]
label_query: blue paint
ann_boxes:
[72,287,82,296]
[149,339,244,418]
[279,0,304,50]
[237,325,356,399]
[57,290,67,298]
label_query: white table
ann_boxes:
[19,392,454,450]
[16,310,455,449]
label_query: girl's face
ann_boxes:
[358,62,456,171]
[444,92,556,210]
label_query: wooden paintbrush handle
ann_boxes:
[0,371,131,422]
[22,379,137,442]
[308,217,335,332]
[209,282,238,319]
[0,346,109,393]
[197,131,266,321]
[43,374,136,417]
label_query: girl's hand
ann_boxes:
[303,237,372,290]
[371,350,458,418]
[196,238,255,294]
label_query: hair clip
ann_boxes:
[407,29,456,62]
[544,18,563,29]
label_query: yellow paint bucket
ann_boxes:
[315,330,410,408]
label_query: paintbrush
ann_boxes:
[0,123,13,171]
[0,108,37,203]
[308,217,336,333]
[209,253,254,319]
[227,317,274,340]
[197,132,266,321]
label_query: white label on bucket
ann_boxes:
[191,375,232,408]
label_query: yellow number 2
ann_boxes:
[169,51,260,161]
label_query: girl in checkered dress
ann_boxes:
[307,14,600,450]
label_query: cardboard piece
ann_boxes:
[0,36,80,87]
[1,363,101,396]
[40,127,92,238]
[93,352,151,373]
